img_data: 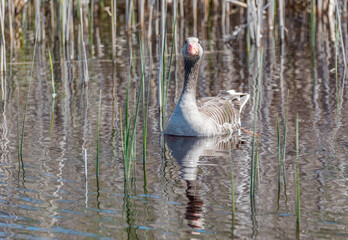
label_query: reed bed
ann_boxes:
[1,1,345,58]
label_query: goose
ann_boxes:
[164,37,250,137]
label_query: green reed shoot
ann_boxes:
[128,80,143,161]
[277,114,281,170]
[256,136,260,187]
[282,92,289,164]
[250,47,263,197]
[50,98,55,135]
[17,86,20,160]
[132,90,137,159]
[139,33,150,162]
[230,139,236,239]
[295,113,300,224]
[121,56,144,181]
[96,89,102,177]
[120,107,125,156]
[282,93,289,198]
[48,50,56,98]
[122,63,131,164]
[228,141,235,214]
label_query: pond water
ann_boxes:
[0,10,348,240]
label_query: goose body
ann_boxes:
[164,37,250,137]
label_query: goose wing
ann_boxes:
[197,90,249,130]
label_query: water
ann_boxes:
[1,11,348,240]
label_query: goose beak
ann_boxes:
[187,43,199,56]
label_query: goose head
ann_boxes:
[182,37,203,61]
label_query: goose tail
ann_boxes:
[226,90,250,113]
[239,93,250,113]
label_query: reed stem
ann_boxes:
[48,50,56,98]
[295,114,300,224]
[20,28,39,158]
[96,89,102,177]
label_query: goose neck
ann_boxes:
[182,58,201,97]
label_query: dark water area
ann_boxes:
[0,7,348,240]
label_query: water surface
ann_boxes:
[0,10,347,240]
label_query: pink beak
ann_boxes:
[187,43,198,55]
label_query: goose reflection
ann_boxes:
[164,134,242,232]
